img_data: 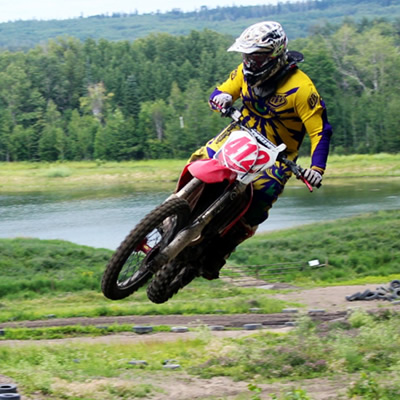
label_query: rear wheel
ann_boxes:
[147,261,197,304]
[101,198,190,300]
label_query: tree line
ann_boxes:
[1,0,399,51]
[0,18,399,162]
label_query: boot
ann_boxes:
[200,220,257,280]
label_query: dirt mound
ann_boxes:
[267,283,399,312]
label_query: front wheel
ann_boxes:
[101,197,190,300]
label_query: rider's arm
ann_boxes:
[295,83,332,174]
[209,64,244,110]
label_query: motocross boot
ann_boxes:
[200,220,257,280]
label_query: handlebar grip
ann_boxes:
[209,99,233,116]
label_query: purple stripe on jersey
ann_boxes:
[311,108,333,170]
[284,87,300,96]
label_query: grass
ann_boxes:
[0,154,399,193]
[0,285,292,323]
[1,311,400,399]
[0,206,399,398]
[41,166,73,178]
[0,337,207,398]
[0,238,294,322]
[324,153,400,178]
[0,238,111,298]
[230,209,400,285]
[0,155,399,400]
[0,324,172,341]
[0,159,186,192]
[0,210,399,324]
[189,310,400,396]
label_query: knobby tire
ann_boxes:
[101,197,190,300]
[147,261,197,304]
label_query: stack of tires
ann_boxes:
[0,384,20,399]
[346,279,400,302]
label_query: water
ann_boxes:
[0,179,399,250]
[261,179,400,232]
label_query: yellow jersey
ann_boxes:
[211,63,332,173]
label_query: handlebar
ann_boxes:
[278,154,320,191]
[210,101,321,192]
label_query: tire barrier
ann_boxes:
[243,323,263,330]
[133,326,153,334]
[0,385,17,394]
[0,384,20,400]
[170,326,189,333]
[389,280,400,290]
[346,280,400,302]
[163,359,181,369]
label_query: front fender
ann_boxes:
[188,159,237,184]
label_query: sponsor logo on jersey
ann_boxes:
[308,92,319,109]
[267,94,287,108]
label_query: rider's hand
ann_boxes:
[211,93,233,110]
[303,169,323,187]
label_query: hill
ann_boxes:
[230,209,400,283]
[0,0,399,49]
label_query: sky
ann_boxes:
[0,0,281,23]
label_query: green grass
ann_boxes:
[0,238,293,322]
[0,285,292,323]
[0,159,186,192]
[0,336,207,398]
[324,153,400,178]
[0,324,172,341]
[0,154,399,192]
[230,209,400,285]
[0,210,399,324]
[41,167,73,178]
[0,238,111,298]
[188,310,400,394]
[0,208,400,399]
[1,311,400,399]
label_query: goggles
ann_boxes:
[242,52,276,73]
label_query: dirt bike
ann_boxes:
[101,105,317,304]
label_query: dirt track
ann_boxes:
[1,283,397,332]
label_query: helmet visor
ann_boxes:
[243,52,275,74]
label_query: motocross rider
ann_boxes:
[189,21,333,279]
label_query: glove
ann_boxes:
[303,169,323,187]
[211,93,233,109]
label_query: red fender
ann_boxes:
[176,159,237,190]
[176,159,253,236]
[188,159,237,184]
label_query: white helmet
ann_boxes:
[228,21,288,87]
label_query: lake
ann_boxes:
[0,178,399,250]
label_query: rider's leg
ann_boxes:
[200,161,293,280]
[187,122,238,162]
[200,219,257,280]
[243,160,293,226]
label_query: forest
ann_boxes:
[0,17,399,162]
